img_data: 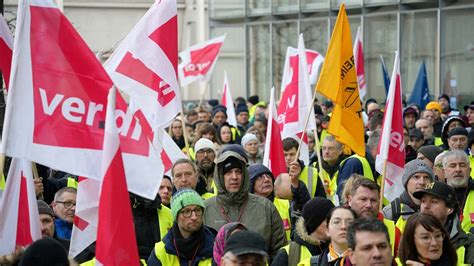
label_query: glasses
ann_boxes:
[56,201,76,209]
[196,149,214,155]
[180,208,203,218]
[416,233,444,244]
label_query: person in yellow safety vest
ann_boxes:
[416,118,441,147]
[221,230,269,266]
[158,175,173,208]
[310,135,347,203]
[382,159,434,231]
[469,130,474,179]
[337,129,381,203]
[440,115,468,150]
[442,150,474,233]
[426,100,445,138]
[346,178,401,257]
[194,138,218,196]
[283,138,326,199]
[446,127,469,152]
[248,165,311,241]
[171,158,215,200]
[272,197,335,265]
[414,181,474,264]
[130,192,173,260]
[236,103,251,136]
[147,189,216,266]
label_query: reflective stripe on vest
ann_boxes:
[282,243,313,265]
[67,177,78,188]
[0,174,5,190]
[470,155,474,180]
[340,154,374,181]
[383,218,397,256]
[154,241,212,265]
[320,168,339,204]
[157,205,173,240]
[395,215,407,234]
[274,198,291,241]
[456,245,468,266]
[461,190,474,233]
[300,166,319,198]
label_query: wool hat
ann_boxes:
[417,145,443,165]
[194,138,215,153]
[413,181,458,211]
[402,159,434,188]
[302,197,335,234]
[212,104,227,118]
[37,200,54,218]
[241,133,258,148]
[235,103,249,115]
[425,101,442,114]
[248,95,259,105]
[222,157,243,175]
[438,94,450,102]
[248,164,274,193]
[208,99,219,107]
[403,106,419,118]
[409,128,424,140]
[464,101,474,112]
[448,127,468,138]
[218,144,248,163]
[441,116,467,144]
[19,237,69,266]
[171,189,205,220]
[224,230,268,258]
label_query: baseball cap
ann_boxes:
[224,230,268,258]
[413,181,457,209]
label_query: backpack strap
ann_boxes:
[288,241,302,266]
[310,255,321,266]
[391,197,401,222]
[307,167,313,197]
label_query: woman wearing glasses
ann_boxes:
[398,212,457,266]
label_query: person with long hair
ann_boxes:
[168,119,186,149]
[398,212,457,266]
[216,122,235,145]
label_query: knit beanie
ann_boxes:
[235,103,249,115]
[448,127,468,138]
[212,104,227,118]
[222,157,243,175]
[425,101,442,114]
[438,94,450,102]
[37,200,54,217]
[241,133,258,148]
[402,159,434,188]
[248,95,259,105]
[302,197,335,234]
[403,106,419,118]
[248,164,274,193]
[417,145,442,165]
[171,189,205,221]
[19,237,69,266]
[194,138,215,153]
[208,99,219,107]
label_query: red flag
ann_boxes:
[178,35,226,86]
[1,1,162,199]
[0,158,41,255]
[0,13,12,91]
[160,129,187,176]
[353,26,366,100]
[105,0,181,128]
[306,50,324,86]
[96,87,139,266]
[221,71,237,127]
[263,87,287,178]
[376,51,405,201]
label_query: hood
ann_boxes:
[441,116,467,145]
[214,147,249,207]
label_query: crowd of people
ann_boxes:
[2,94,474,266]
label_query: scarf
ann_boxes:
[171,223,204,261]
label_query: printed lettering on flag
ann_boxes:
[178,35,226,87]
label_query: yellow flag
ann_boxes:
[315,4,365,156]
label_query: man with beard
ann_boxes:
[147,189,215,265]
[443,150,474,233]
[194,138,217,194]
[382,160,434,231]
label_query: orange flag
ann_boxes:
[315,4,365,156]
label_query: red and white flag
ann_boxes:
[178,35,226,87]
[160,129,187,176]
[0,13,12,91]
[221,71,237,128]
[277,34,316,164]
[0,158,41,255]
[69,177,100,257]
[96,87,139,266]
[306,50,324,86]
[1,0,162,199]
[263,87,287,178]
[353,26,366,100]
[376,51,405,202]
[105,0,181,129]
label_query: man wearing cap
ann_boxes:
[248,164,311,241]
[211,104,228,129]
[194,138,217,194]
[382,159,434,231]
[408,128,425,152]
[403,106,418,130]
[37,200,72,252]
[204,144,287,259]
[426,101,444,137]
[414,181,474,264]
[442,150,474,233]
[147,189,216,265]
[439,94,460,118]
[447,127,469,151]
[236,103,250,136]
[272,197,334,265]
[417,145,443,168]
[221,230,269,266]
[172,158,214,200]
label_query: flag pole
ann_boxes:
[312,127,327,195]
[294,89,318,161]
[379,159,387,211]
[179,109,191,160]
[197,82,209,108]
